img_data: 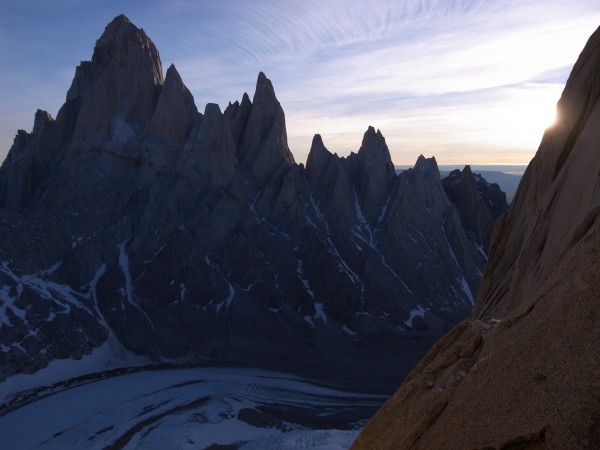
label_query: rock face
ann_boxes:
[442,165,508,252]
[353,25,600,448]
[0,16,498,389]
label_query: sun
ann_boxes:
[464,85,563,151]
[539,103,558,130]
[514,93,559,137]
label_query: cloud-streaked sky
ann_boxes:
[1,1,599,165]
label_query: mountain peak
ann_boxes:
[144,61,198,145]
[310,133,326,153]
[33,109,53,135]
[306,134,333,179]
[164,63,183,86]
[360,126,385,147]
[92,14,162,81]
[358,126,391,164]
[107,14,131,28]
[237,72,295,179]
[95,14,133,45]
[354,127,395,217]
[414,154,438,173]
[64,15,164,152]
[442,165,508,250]
[97,14,141,50]
[253,72,278,107]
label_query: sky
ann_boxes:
[1,1,599,166]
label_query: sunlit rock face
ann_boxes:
[0,15,495,390]
[353,24,600,450]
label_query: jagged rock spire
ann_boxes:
[224,92,252,148]
[358,126,390,161]
[253,72,279,109]
[306,134,333,181]
[442,165,508,251]
[237,72,295,183]
[144,64,199,145]
[93,14,163,82]
[414,154,438,172]
[356,126,395,217]
[68,14,164,152]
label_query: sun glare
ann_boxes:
[447,84,564,152]
[538,101,559,130]
[286,85,563,165]
[504,92,559,142]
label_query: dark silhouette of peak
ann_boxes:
[224,92,252,148]
[93,15,134,51]
[98,14,133,40]
[306,133,334,181]
[109,13,131,26]
[144,62,198,146]
[442,166,508,251]
[253,71,278,107]
[93,14,161,72]
[63,14,164,153]
[362,125,380,139]
[162,64,188,97]
[237,71,295,179]
[166,63,178,76]
[99,14,136,40]
[32,109,53,135]
[358,126,390,163]
[312,133,324,146]
[412,155,439,177]
[308,134,331,161]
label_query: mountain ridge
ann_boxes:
[0,15,502,391]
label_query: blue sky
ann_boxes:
[1,1,599,165]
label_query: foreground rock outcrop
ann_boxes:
[0,16,498,390]
[353,25,600,448]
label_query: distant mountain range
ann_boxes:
[0,15,507,393]
[398,165,525,203]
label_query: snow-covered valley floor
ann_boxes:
[0,367,386,449]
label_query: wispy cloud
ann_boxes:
[148,0,600,163]
[1,0,599,165]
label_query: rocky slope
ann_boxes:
[353,25,600,448]
[0,15,494,390]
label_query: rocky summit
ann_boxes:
[353,24,600,448]
[442,165,508,252]
[0,15,498,390]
